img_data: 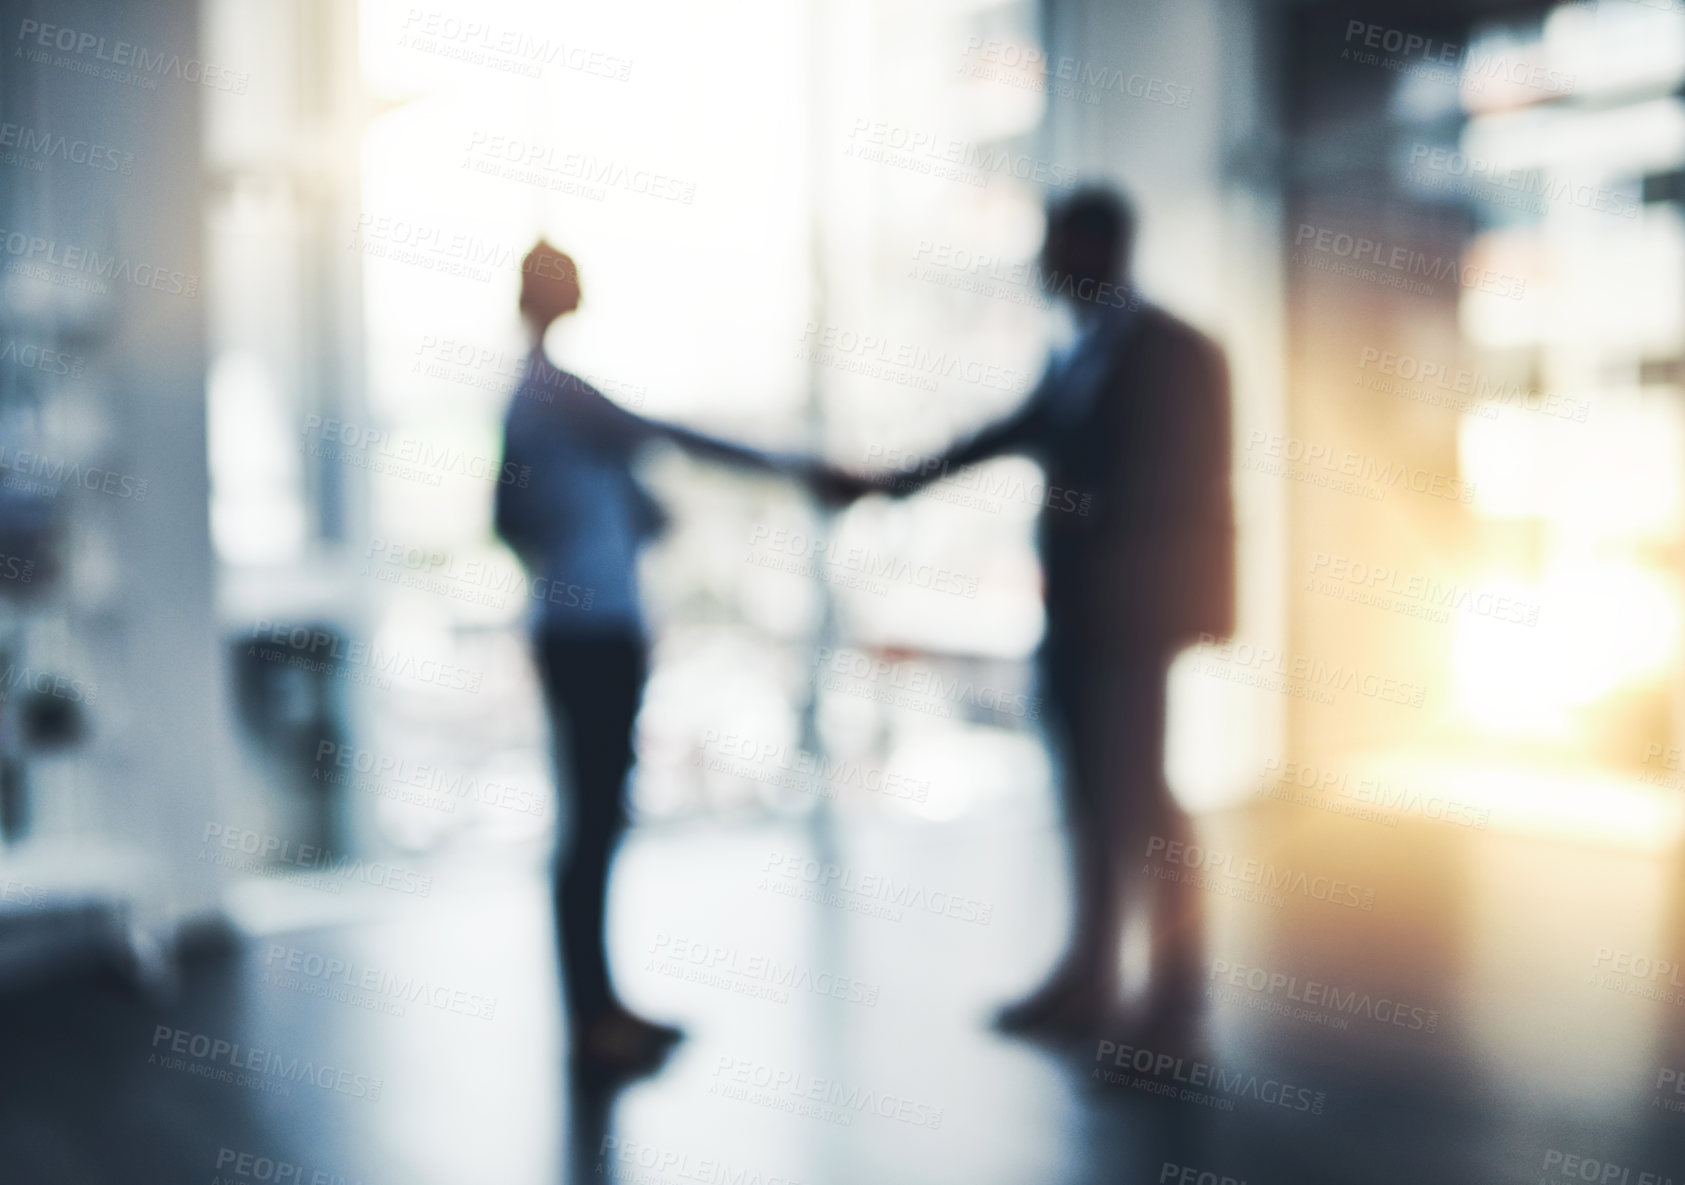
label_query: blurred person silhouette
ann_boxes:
[495,241,854,1077]
[849,188,1234,1039]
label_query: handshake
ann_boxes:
[794,461,901,510]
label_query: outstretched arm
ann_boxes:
[654,419,808,475]
[873,385,1052,499]
[561,378,810,475]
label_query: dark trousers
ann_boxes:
[1043,631,1202,1010]
[535,630,646,1026]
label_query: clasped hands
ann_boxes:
[797,461,896,510]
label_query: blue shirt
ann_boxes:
[495,348,797,638]
[1040,298,1140,429]
[495,352,658,637]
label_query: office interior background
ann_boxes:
[1,0,1682,1181]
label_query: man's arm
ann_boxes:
[875,384,1053,499]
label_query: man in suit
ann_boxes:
[495,242,851,1076]
[869,188,1234,1037]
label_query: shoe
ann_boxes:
[569,1006,685,1081]
[1097,995,1210,1064]
[602,1002,684,1048]
[993,973,1111,1039]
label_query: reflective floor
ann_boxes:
[3,798,1682,1185]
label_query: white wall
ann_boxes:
[0,0,232,943]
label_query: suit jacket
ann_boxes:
[906,304,1234,655]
